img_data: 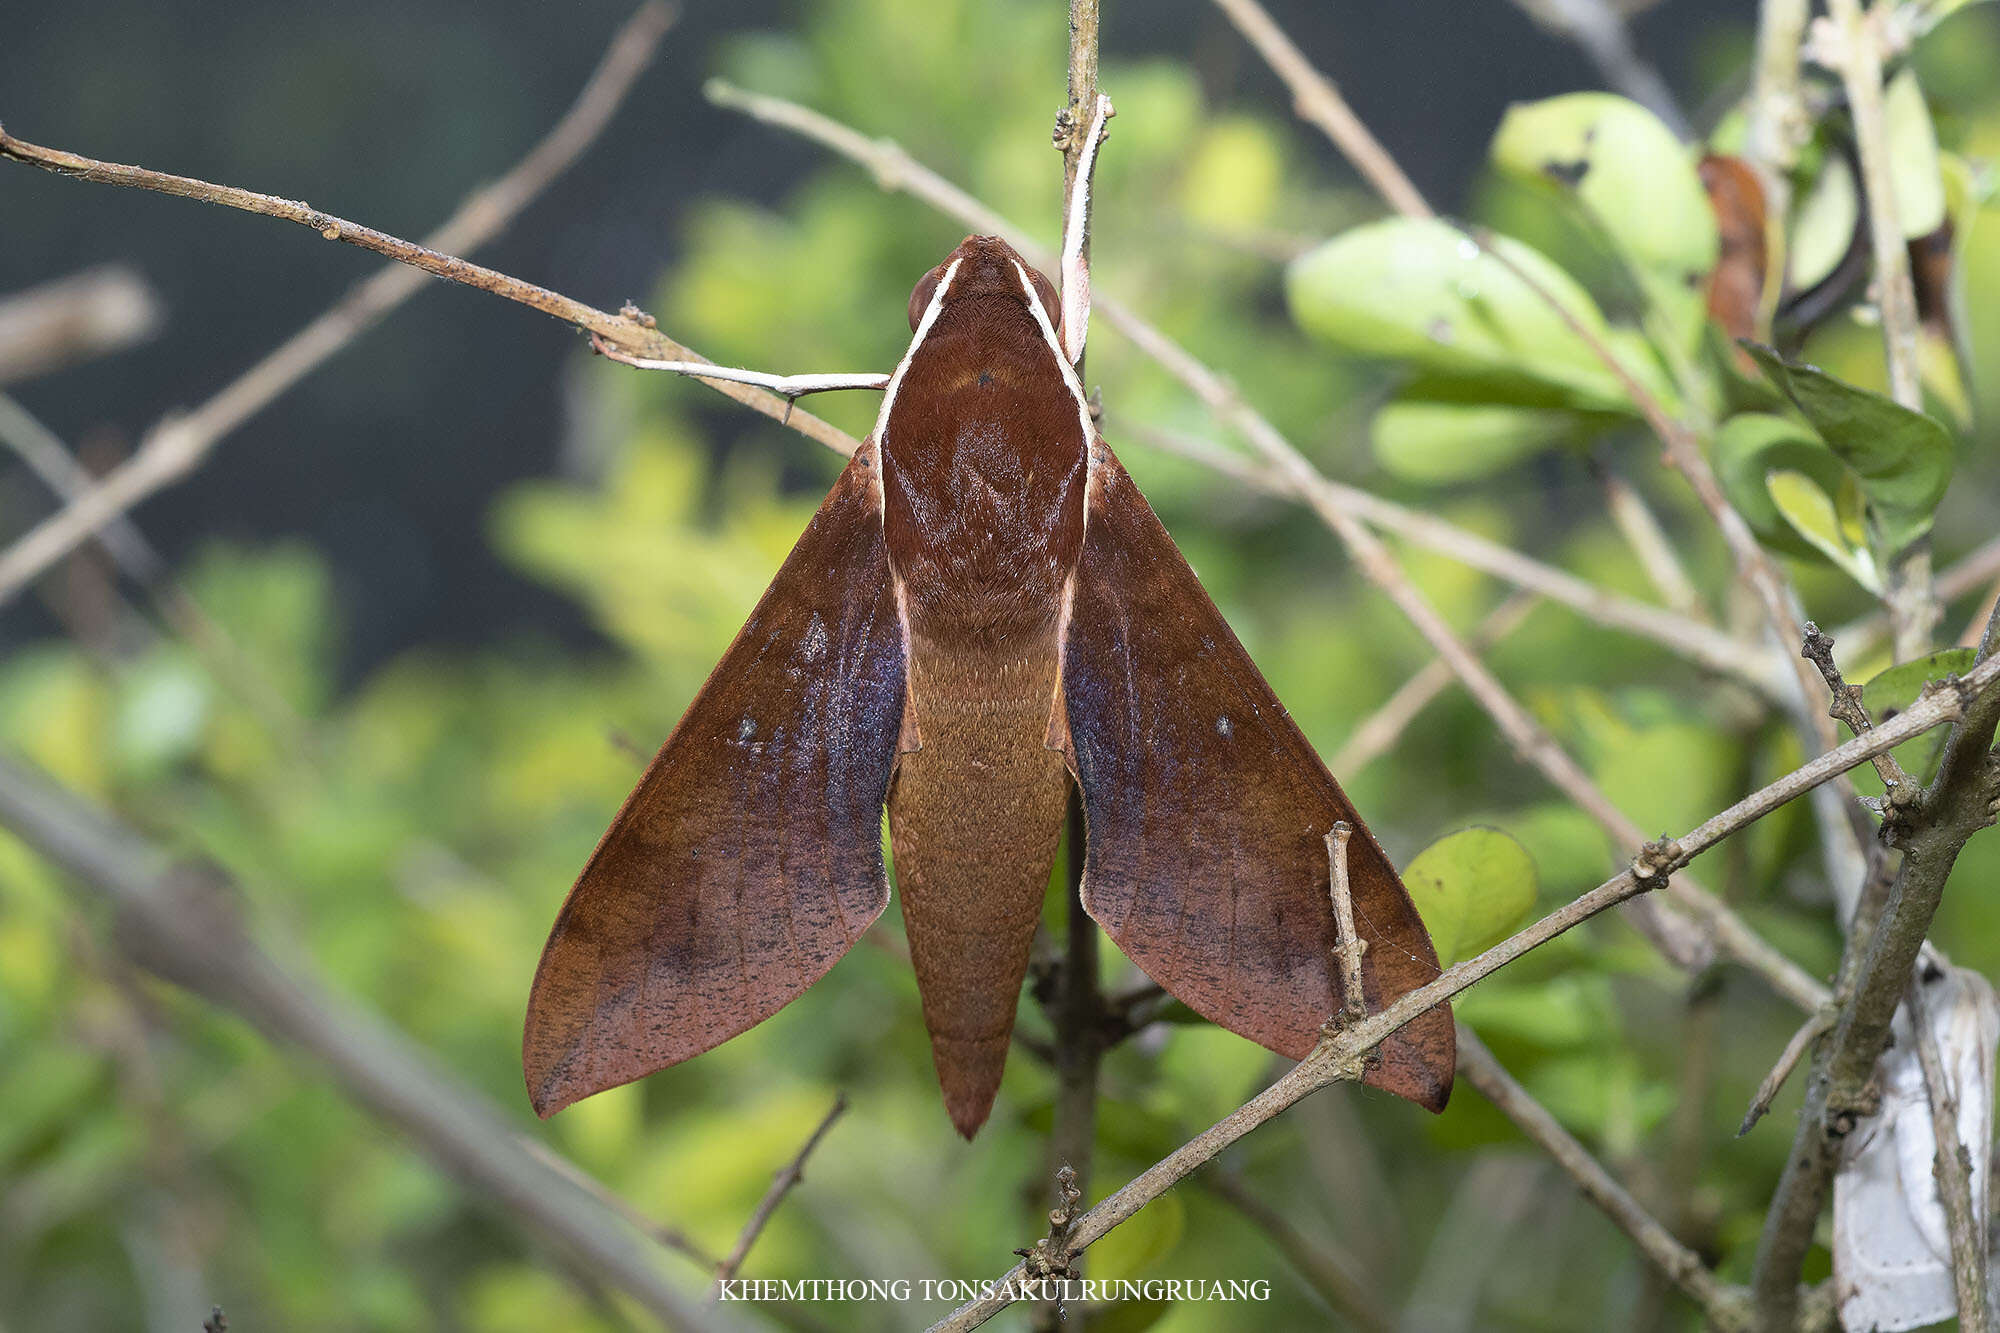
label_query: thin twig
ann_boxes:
[1597,459,1703,619]
[1801,620,1915,791]
[1905,973,1991,1333]
[1737,1007,1837,1137]
[0,755,719,1332]
[926,655,2000,1331]
[711,77,1836,1010]
[1456,1026,1750,1330]
[1323,823,1368,1030]
[590,339,889,397]
[1836,532,2000,661]
[1822,0,1939,659]
[0,265,161,383]
[0,5,868,607]
[1330,591,1539,776]
[710,1094,849,1291]
[1207,0,1433,219]
[1040,16,1106,1309]
[1746,0,1812,230]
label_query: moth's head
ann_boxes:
[907,235,1060,332]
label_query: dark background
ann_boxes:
[0,0,1747,677]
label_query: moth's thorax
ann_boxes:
[880,293,1087,647]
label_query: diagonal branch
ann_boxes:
[1504,0,1692,138]
[0,3,872,608]
[1456,1026,1749,1330]
[1329,591,1539,775]
[1207,0,1433,219]
[710,1095,849,1292]
[0,754,720,1332]
[927,652,2000,1331]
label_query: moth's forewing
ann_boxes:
[522,446,905,1118]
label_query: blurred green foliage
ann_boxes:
[6,1,2000,1330]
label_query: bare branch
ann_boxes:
[1323,823,1368,1030]
[1042,13,1107,1284]
[1835,532,2000,661]
[591,339,889,397]
[1456,1026,1750,1330]
[1208,0,1434,220]
[1821,0,1939,658]
[0,4,871,607]
[1505,0,1692,138]
[1737,1007,1836,1137]
[1802,620,1915,791]
[710,1095,849,1291]
[1597,460,1703,618]
[0,754,719,1332]
[0,265,161,383]
[1745,0,1812,223]
[1330,592,1539,776]
[928,654,2000,1331]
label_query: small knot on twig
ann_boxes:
[1631,837,1682,885]
[1015,1163,1084,1283]
[617,301,657,329]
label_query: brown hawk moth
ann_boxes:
[522,226,1455,1137]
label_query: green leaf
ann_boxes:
[1861,648,1979,781]
[1885,69,1948,240]
[1370,400,1590,484]
[1490,92,1718,350]
[1743,343,1954,552]
[1402,827,1539,967]
[1766,469,1880,591]
[1789,152,1859,294]
[1917,152,1988,428]
[1286,218,1671,412]
[1713,413,1851,560]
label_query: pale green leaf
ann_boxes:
[1885,69,1948,239]
[1287,218,1671,412]
[1861,648,1979,781]
[1491,92,1717,350]
[1402,827,1539,967]
[1370,400,1589,483]
[1789,152,1859,294]
[1713,413,1849,560]
[1766,469,1880,590]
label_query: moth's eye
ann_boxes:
[1025,267,1060,323]
[907,267,945,332]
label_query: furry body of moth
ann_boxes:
[524,236,1454,1137]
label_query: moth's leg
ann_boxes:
[590,334,890,396]
[1058,92,1115,367]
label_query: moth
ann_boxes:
[525,116,1453,1137]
